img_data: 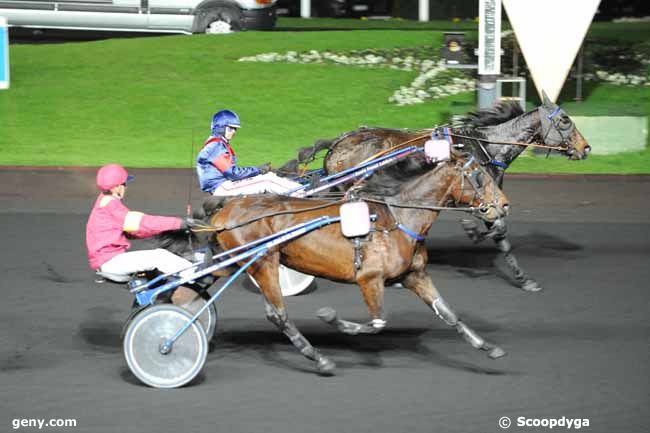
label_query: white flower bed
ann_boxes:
[389,62,476,106]
[239,49,476,106]
[239,45,650,105]
[590,70,650,87]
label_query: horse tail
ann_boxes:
[153,228,201,260]
[277,138,336,175]
[153,198,225,259]
[201,195,228,218]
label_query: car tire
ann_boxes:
[197,6,242,34]
[315,0,347,17]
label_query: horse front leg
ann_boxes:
[402,269,506,359]
[251,255,336,375]
[461,217,542,292]
[489,218,542,292]
[316,270,387,335]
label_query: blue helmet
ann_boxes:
[211,110,241,136]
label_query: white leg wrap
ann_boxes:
[432,297,459,326]
[371,318,387,330]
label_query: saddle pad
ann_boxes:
[424,139,451,162]
[340,201,371,238]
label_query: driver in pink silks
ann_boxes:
[85,164,196,283]
[196,109,301,196]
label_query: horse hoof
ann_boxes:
[317,358,336,376]
[488,346,507,359]
[316,307,337,324]
[521,279,543,292]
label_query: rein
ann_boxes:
[355,128,563,172]
[443,132,565,151]
[193,161,491,235]
[364,197,481,213]
[210,199,347,232]
[358,133,431,165]
[360,156,504,241]
[197,142,504,235]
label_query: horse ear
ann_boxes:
[541,90,553,107]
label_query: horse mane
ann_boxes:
[457,101,524,128]
[358,150,433,197]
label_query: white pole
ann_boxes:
[477,0,501,107]
[418,0,429,22]
[0,17,9,90]
[300,0,311,18]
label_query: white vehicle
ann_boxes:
[0,0,277,34]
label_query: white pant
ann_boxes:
[212,172,302,196]
[100,249,195,280]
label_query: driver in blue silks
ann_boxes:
[196,109,300,196]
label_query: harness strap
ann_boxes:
[383,201,426,242]
[202,136,236,156]
[488,159,509,169]
[547,106,561,119]
[397,223,426,242]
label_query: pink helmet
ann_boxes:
[96,164,134,191]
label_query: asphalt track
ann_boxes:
[0,168,648,433]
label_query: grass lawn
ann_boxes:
[1,21,648,173]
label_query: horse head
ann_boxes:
[538,90,591,160]
[447,151,510,222]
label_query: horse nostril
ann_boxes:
[502,204,510,214]
[584,145,591,154]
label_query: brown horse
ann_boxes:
[206,150,510,374]
[291,98,590,293]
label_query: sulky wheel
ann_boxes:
[123,305,207,389]
[250,265,315,297]
[122,289,218,345]
[177,293,218,345]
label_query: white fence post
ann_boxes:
[300,0,311,18]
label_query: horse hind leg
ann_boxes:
[403,271,506,359]
[252,259,336,375]
[316,308,386,335]
[316,272,387,335]
[264,300,336,375]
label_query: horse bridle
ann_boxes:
[539,105,576,154]
[455,154,507,221]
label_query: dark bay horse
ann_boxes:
[206,151,510,374]
[324,93,591,185]
[280,95,591,292]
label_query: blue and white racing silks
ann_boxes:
[196,136,260,193]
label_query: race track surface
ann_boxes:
[0,169,648,433]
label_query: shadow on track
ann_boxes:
[427,230,584,287]
[78,306,125,353]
